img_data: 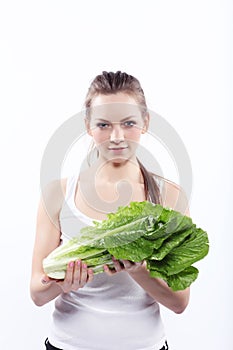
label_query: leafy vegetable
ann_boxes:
[43,201,209,290]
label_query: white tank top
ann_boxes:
[48,175,167,350]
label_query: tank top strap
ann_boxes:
[60,175,94,241]
[65,175,79,202]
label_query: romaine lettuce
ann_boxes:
[43,201,209,290]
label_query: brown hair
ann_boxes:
[84,71,161,205]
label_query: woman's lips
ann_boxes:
[108,146,128,153]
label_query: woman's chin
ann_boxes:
[109,157,128,166]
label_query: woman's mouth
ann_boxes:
[108,146,128,153]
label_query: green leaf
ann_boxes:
[145,211,193,240]
[148,228,209,276]
[108,237,154,262]
[94,201,163,231]
[149,227,194,260]
[166,266,199,291]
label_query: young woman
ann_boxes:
[30,71,190,350]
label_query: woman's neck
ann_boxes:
[93,157,143,184]
[78,156,146,215]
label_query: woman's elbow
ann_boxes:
[30,290,46,307]
[173,302,188,314]
[30,280,48,307]
[173,288,190,314]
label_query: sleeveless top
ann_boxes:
[48,175,167,350]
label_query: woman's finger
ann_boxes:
[121,260,134,269]
[79,262,88,287]
[72,260,82,290]
[60,261,75,292]
[103,264,117,275]
[121,259,147,273]
[87,269,94,283]
[112,257,124,272]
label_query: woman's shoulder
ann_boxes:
[40,178,68,216]
[152,173,190,215]
[42,178,67,197]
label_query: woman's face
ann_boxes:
[87,93,148,164]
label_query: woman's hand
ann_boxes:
[104,257,147,276]
[41,260,94,293]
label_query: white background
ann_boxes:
[0,1,232,349]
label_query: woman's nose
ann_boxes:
[110,124,124,143]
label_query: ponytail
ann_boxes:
[137,159,161,205]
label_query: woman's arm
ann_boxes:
[104,259,189,314]
[30,179,69,306]
[136,181,190,312]
[30,192,64,306]
[30,180,93,307]
[104,181,191,313]
[126,262,189,314]
[141,181,190,312]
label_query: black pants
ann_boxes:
[45,338,169,350]
[45,338,62,350]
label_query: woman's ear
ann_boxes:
[85,118,93,136]
[142,113,150,134]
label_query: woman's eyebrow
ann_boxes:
[95,116,138,123]
[94,118,110,122]
[120,116,138,121]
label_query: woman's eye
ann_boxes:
[122,121,136,128]
[97,122,111,129]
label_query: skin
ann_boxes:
[30,92,190,313]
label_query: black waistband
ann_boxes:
[45,338,62,350]
[44,338,169,350]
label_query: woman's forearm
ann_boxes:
[30,275,62,306]
[129,268,190,314]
